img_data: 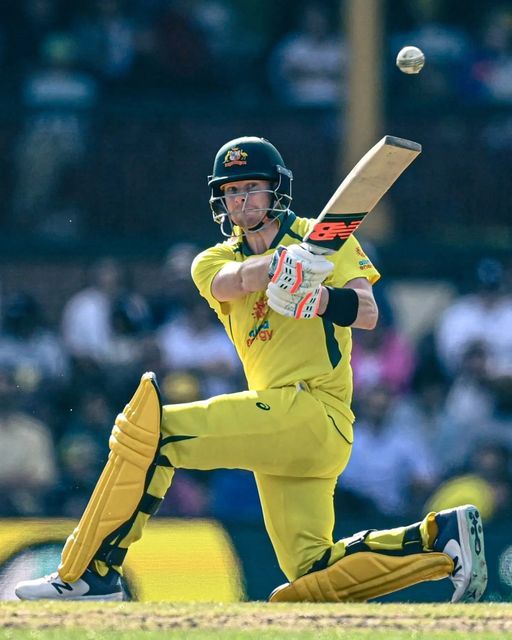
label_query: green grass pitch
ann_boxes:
[1,601,512,639]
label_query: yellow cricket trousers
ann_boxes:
[97,384,433,585]
[107,384,355,581]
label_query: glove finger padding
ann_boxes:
[267,282,322,319]
[266,285,296,316]
[269,244,333,294]
[283,244,334,273]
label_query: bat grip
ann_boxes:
[300,241,336,256]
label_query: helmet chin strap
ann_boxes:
[215,192,288,238]
[246,214,273,234]
[241,196,286,234]
[243,209,287,235]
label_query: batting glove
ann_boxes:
[266,281,322,319]
[268,244,334,295]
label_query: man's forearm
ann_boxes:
[212,255,272,302]
[319,285,378,329]
[240,254,273,292]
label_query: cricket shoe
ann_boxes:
[433,504,487,603]
[15,567,123,601]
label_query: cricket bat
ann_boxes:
[302,135,421,254]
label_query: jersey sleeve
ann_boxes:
[325,235,380,288]
[190,244,235,316]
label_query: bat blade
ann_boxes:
[303,135,421,253]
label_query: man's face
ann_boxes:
[221,179,272,230]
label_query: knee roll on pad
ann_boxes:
[269,552,454,602]
[58,372,162,582]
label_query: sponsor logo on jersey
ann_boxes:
[252,297,268,320]
[247,297,273,346]
[224,147,248,167]
[247,319,273,346]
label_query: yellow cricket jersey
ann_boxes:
[191,212,380,420]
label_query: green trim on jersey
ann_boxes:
[191,215,380,417]
[321,318,342,368]
[242,212,297,256]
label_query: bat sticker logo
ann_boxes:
[308,218,364,241]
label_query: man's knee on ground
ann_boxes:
[269,551,453,603]
[280,545,333,582]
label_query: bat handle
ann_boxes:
[300,241,336,256]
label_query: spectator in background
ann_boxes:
[136,335,168,384]
[50,389,112,517]
[0,369,57,516]
[425,440,512,524]
[436,258,512,377]
[444,341,496,429]
[182,0,271,103]
[470,6,512,104]
[0,291,68,384]
[73,0,142,93]
[145,0,216,94]
[103,291,153,401]
[267,1,348,108]
[351,319,416,394]
[476,371,512,457]
[392,369,465,479]
[157,297,242,397]
[390,0,473,106]
[12,31,97,237]
[339,383,439,519]
[61,257,124,362]
[107,290,152,367]
[185,0,238,65]
[469,442,512,523]
[53,432,104,517]
[155,366,210,518]
[150,243,200,328]
[3,0,68,83]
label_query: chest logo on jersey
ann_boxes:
[247,297,273,346]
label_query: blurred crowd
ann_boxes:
[1,0,512,109]
[0,0,510,252]
[0,0,511,533]
[0,242,511,529]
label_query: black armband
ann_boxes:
[319,287,359,326]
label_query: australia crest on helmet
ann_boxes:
[224,146,248,167]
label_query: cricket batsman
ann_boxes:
[16,136,488,603]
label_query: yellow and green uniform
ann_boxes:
[95,213,440,586]
[192,212,380,410]
[150,213,380,580]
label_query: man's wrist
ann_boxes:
[317,286,330,316]
[318,287,359,326]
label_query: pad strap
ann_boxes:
[94,545,128,566]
